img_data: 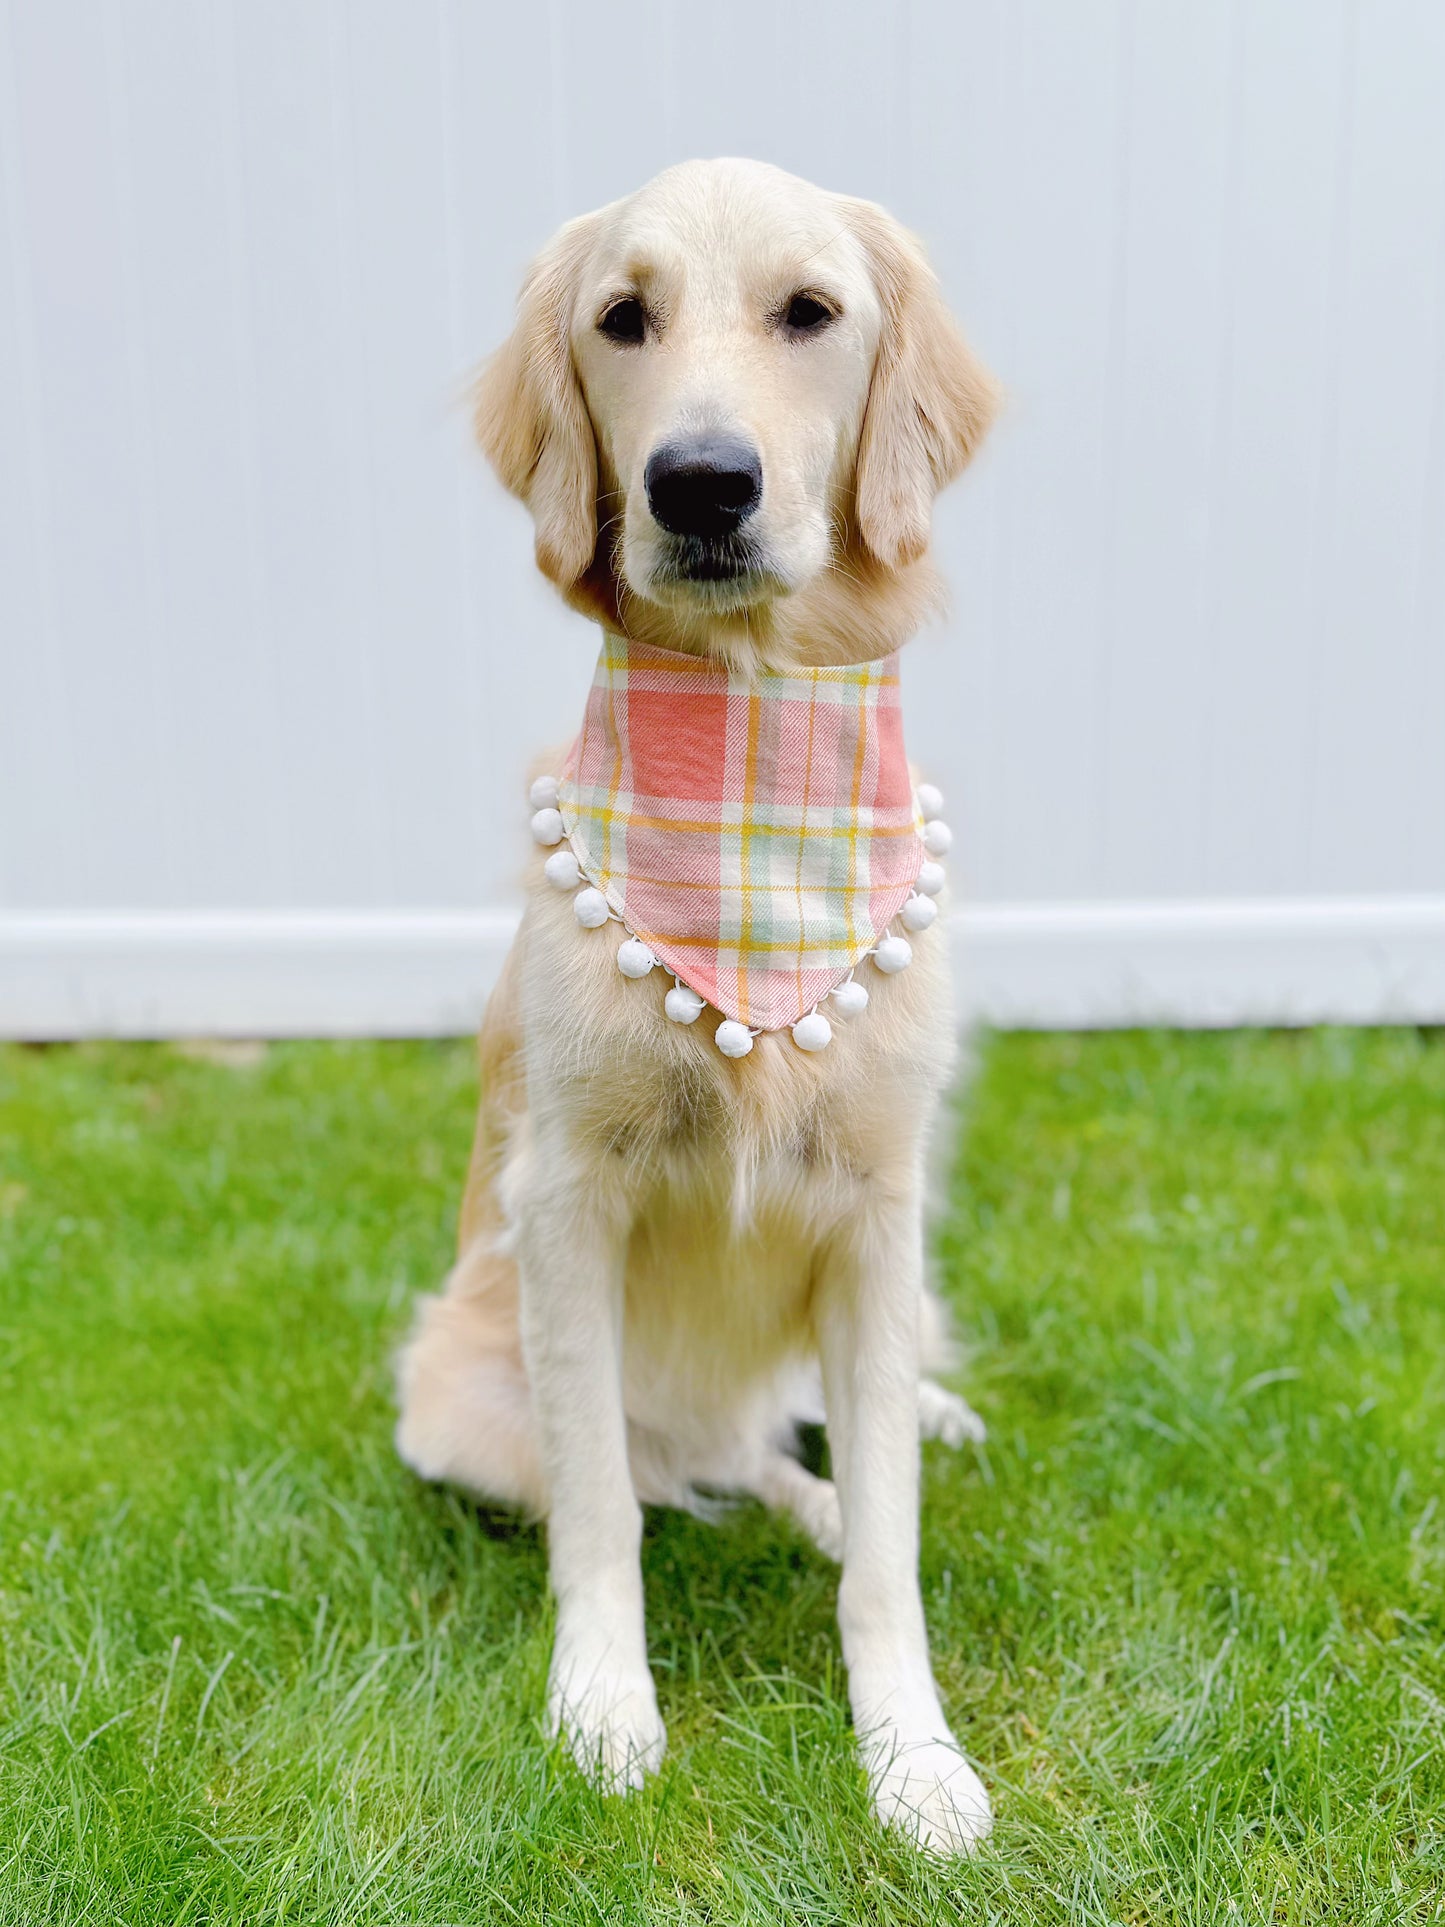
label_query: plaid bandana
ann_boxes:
[554,634,926,1032]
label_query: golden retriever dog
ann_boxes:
[396,158,998,1854]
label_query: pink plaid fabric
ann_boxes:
[557,635,925,1031]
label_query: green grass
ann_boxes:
[1,1030,1442,1925]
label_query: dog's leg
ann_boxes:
[816,1182,992,1855]
[748,1452,844,1560]
[916,1284,986,1447]
[918,1379,987,1449]
[515,1157,665,1792]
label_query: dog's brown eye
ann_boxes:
[783,293,834,334]
[599,297,646,344]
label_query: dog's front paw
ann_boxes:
[918,1379,987,1449]
[547,1646,666,1793]
[865,1732,993,1857]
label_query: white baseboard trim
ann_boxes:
[0,911,518,1041]
[960,896,1445,1029]
[1,897,1443,1039]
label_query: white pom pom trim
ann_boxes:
[715,1020,754,1058]
[573,886,611,928]
[915,781,944,819]
[544,848,581,891]
[829,977,869,1017]
[791,1011,832,1052]
[529,774,560,811]
[617,937,656,978]
[873,934,913,974]
[665,984,705,1024]
[544,809,936,1052]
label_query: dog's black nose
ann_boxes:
[644,436,762,538]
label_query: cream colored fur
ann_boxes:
[396,159,998,1856]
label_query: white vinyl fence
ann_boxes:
[2,0,1443,1035]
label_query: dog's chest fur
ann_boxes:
[516,867,955,1235]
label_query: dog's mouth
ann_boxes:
[646,532,783,608]
[669,534,756,583]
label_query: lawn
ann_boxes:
[0,1030,1441,1925]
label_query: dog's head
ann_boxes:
[475,159,996,653]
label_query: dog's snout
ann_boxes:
[644,436,762,538]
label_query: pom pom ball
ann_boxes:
[573,887,610,928]
[791,1011,833,1052]
[617,937,656,978]
[664,984,705,1024]
[715,1020,754,1058]
[873,934,913,975]
[830,978,869,1016]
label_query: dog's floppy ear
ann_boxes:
[844,199,998,570]
[473,215,598,589]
